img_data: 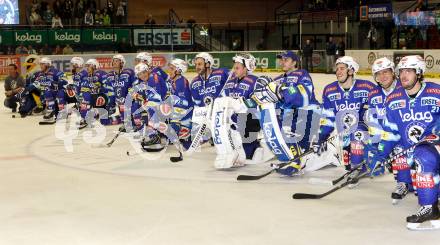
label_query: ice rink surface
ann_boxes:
[1,73,440,245]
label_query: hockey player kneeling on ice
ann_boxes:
[368,55,440,207]
[56,57,88,113]
[167,58,194,150]
[129,63,167,152]
[212,53,274,169]
[252,51,339,176]
[367,57,409,204]
[405,134,440,230]
[318,56,375,186]
[107,54,136,124]
[78,59,116,129]
[190,52,230,146]
[36,57,69,122]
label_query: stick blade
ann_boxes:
[292,193,322,199]
[236,175,262,181]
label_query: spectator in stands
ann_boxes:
[63,44,74,54]
[187,16,196,27]
[15,44,28,55]
[302,39,313,72]
[144,13,156,25]
[43,6,54,25]
[94,9,103,25]
[367,24,377,49]
[64,0,74,25]
[52,14,63,28]
[4,64,25,113]
[102,8,111,26]
[256,38,266,50]
[29,7,42,25]
[53,45,63,55]
[53,0,63,17]
[88,0,97,13]
[107,1,115,17]
[74,0,85,25]
[115,1,125,24]
[84,9,94,25]
[325,36,336,73]
[336,40,345,58]
[27,45,37,55]
[406,28,420,49]
[42,44,52,55]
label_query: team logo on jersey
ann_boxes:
[370,95,383,105]
[353,130,365,141]
[342,112,358,129]
[421,97,440,106]
[399,110,433,123]
[354,90,369,98]
[405,122,425,144]
[335,101,361,111]
[328,93,341,101]
[389,100,406,110]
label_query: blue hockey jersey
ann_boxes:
[190,68,230,106]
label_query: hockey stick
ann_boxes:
[293,162,367,199]
[236,134,338,181]
[292,143,419,199]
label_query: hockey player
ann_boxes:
[190,52,230,107]
[56,57,88,112]
[369,55,440,209]
[107,54,136,124]
[317,56,375,186]
[129,63,167,151]
[79,59,115,128]
[134,52,169,82]
[252,50,337,175]
[212,53,271,168]
[167,58,194,150]
[366,58,403,184]
[36,57,68,122]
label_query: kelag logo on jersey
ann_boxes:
[328,93,341,102]
[389,100,406,110]
[399,110,433,123]
[262,122,283,155]
[335,101,360,111]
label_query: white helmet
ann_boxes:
[112,54,126,66]
[194,52,214,67]
[335,56,359,74]
[39,57,52,66]
[396,55,426,75]
[85,59,100,69]
[70,57,84,67]
[170,58,188,74]
[136,52,152,65]
[134,63,150,77]
[372,57,394,75]
[233,53,256,72]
